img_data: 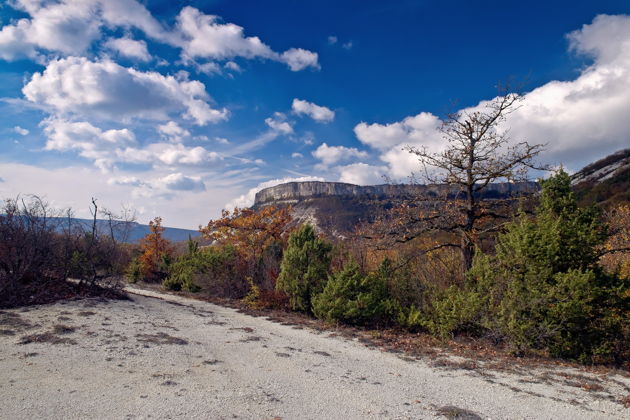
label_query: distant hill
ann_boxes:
[51,218,200,243]
[571,149,630,208]
[253,181,538,237]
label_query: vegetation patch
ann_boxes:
[52,324,77,334]
[19,332,77,345]
[136,332,188,345]
[436,405,483,420]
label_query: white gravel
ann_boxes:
[0,287,628,420]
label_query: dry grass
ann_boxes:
[135,332,188,345]
[19,332,77,345]
[52,324,76,335]
[436,405,482,419]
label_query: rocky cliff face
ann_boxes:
[254,181,538,207]
[572,149,630,208]
[253,181,539,237]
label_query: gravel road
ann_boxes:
[0,288,628,419]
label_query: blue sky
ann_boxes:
[1,1,629,228]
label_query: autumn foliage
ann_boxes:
[137,217,173,282]
[200,206,293,290]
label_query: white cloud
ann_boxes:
[42,119,136,171]
[337,163,387,185]
[214,137,230,144]
[327,35,338,45]
[155,173,205,191]
[22,57,228,125]
[342,41,353,50]
[13,126,29,136]
[175,7,319,72]
[354,112,441,151]
[158,121,190,143]
[354,111,464,178]
[176,7,275,60]
[264,112,293,134]
[0,0,170,61]
[224,61,242,72]
[104,36,151,61]
[312,142,368,166]
[355,15,630,176]
[0,18,40,61]
[107,175,144,187]
[42,119,221,171]
[107,171,205,197]
[226,176,325,209]
[291,98,335,123]
[502,14,630,168]
[280,48,320,71]
[0,1,319,74]
[291,152,303,158]
[118,143,222,167]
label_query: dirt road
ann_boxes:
[0,288,627,419]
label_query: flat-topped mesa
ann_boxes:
[253,181,539,206]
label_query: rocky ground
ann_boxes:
[0,287,628,419]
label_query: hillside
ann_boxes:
[571,149,630,208]
[253,181,538,236]
[51,217,200,243]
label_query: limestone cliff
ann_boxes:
[253,181,538,236]
[254,181,538,207]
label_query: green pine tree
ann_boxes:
[275,224,332,312]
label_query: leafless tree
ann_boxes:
[403,88,547,273]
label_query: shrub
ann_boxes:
[125,257,144,283]
[461,170,629,363]
[138,217,173,282]
[313,259,394,326]
[276,224,332,312]
[243,278,289,310]
[163,245,247,297]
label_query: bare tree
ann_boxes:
[404,89,546,273]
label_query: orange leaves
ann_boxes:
[138,216,173,281]
[200,206,292,258]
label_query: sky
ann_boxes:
[1,1,629,229]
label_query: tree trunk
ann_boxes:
[460,233,474,274]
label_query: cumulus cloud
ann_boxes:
[1,1,318,73]
[292,99,335,123]
[337,163,388,185]
[0,0,169,60]
[104,36,151,61]
[175,7,319,71]
[117,143,222,167]
[312,143,368,167]
[353,14,630,176]
[503,14,630,167]
[0,18,41,61]
[155,173,205,191]
[176,7,275,60]
[264,112,293,135]
[226,176,325,209]
[22,57,228,125]
[280,48,320,71]
[42,119,221,171]
[291,152,303,158]
[158,121,190,143]
[43,119,136,171]
[13,126,29,136]
[354,112,441,151]
[108,172,205,199]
